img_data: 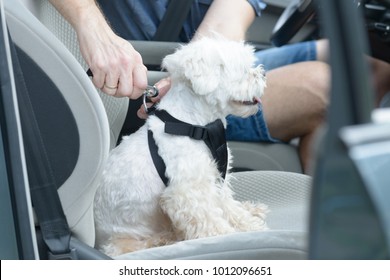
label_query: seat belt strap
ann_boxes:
[9,35,76,260]
[153,0,195,41]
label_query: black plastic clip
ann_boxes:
[48,248,78,260]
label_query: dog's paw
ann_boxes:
[227,201,268,232]
[242,201,269,220]
[100,231,178,256]
[99,238,153,257]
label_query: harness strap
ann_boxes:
[148,110,228,186]
[148,130,169,185]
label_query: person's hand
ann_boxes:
[74,7,148,99]
[77,29,148,99]
[137,77,171,119]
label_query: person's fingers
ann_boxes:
[150,77,171,102]
[102,71,120,96]
[129,64,148,99]
[90,67,105,90]
[115,68,133,98]
[137,102,153,119]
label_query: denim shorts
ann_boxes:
[254,40,317,71]
[225,40,317,143]
[226,104,279,142]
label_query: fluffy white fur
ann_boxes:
[94,36,268,257]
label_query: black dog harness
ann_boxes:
[148,110,228,186]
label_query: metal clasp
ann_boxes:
[143,85,159,114]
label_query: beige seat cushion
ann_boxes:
[116,171,311,259]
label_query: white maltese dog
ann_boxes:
[94,36,268,257]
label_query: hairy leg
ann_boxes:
[315,39,390,106]
[262,61,330,172]
[369,57,390,106]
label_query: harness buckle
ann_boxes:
[189,125,207,140]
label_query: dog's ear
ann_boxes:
[162,41,222,95]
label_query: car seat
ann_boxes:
[6,0,312,259]
[4,0,110,248]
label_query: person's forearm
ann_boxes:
[194,0,256,41]
[48,0,110,34]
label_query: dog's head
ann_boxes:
[162,35,266,118]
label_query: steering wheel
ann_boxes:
[270,0,390,63]
[270,0,316,47]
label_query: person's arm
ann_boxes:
[48,0,147,99]
[194,0,256,41]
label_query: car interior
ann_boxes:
[0,0,389,260]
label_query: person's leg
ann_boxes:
[315,39,329,62]
[255,40,317,71]
[226,108,279,143]
[261,61,330,172]
[368,57,390,106]
[314,39,390,106]
[227,41,330,172]
[226,40,321,144]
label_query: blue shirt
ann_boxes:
[96,0,266,42]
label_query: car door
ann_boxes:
[0,0,38,259]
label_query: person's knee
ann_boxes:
[302,61,330,117]
[262,61,330,141]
